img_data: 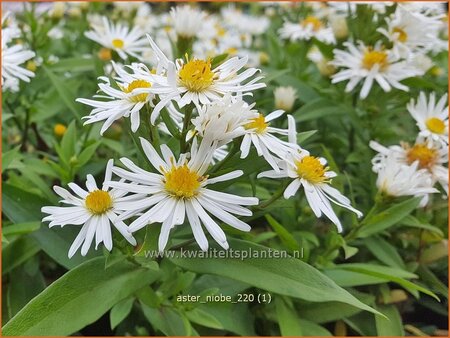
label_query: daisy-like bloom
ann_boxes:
[407,92,448,144]
[330,41,423,99]
[1,28,35,92]
[144,35,266,124]
[169,5,206,39]
[240,111,300,171]
[274,86,297,112]
[84,17,150,61]
[41,160,141,258]
[76,62,156,134]
[370,137,448,195]
[108,137,258,251]
[190,94,258,147]
[258,150,362,232]
[279,16,336,44]
[377,5,444,58]
[372,152,438,205]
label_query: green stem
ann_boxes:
[257,180,289,209]
[179,104,194,153]
[20,109,30,152]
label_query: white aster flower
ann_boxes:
[108,137,259,251]
[330,41,423,99]
[84,17,150,61]
[1,29,35,92]
[240,111,299,171]
[170,5,206,39]
[279,16,336,44]
[41,160,140,258]
[370,138,448,195]
[378,5,445,58]
[274,86,297,112]
[144,35,266,124]
[372,152,438,203]
[258,150,362,232]
[407,92,448,145]
[77,62,156,134]
[190,94,258,147]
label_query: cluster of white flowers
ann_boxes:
[330,4,447,99]
[42,4,363,258]
[1,13,35,92]
[370,92,448,206]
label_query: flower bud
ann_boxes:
[274,86,297,112]
[330,15,348,39]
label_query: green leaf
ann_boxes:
[60,121,77,164]
[334,263,438,300]
[275,297,302,336]
[141,304,191,336]
[265,214,300,251]
[297,291,375,324]
[293,98,348,122]
[110,297,134,330]
[375,304,404,336]
[169,239,381,316]
[76,141,100,167]
[297,130,317,144]
[298,319,332,336]
[2,222,41,237]
[50,57,95,72]
[324,269,387,287]
[2,147,22,173]
[400,215,444,236]
[364,236,406,269]
[42,66,80,119]
[2,183,46,223]
[2,236,41,275]
[357,197,421,238]
[186,307,224,330]
[3,257,160,336]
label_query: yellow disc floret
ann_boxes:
[425,117,446,134]
[85,190,113,215]
[295,156,328,184]
[362,49,389,71]
[122,80,152,103]
[393,27,408,42]
[54,123,67,137]
[164,163,203,198]
[178,57,214,92]
[406,143,437,169]
[245,114,268,134]
[112,38,125,49]
[301,16,323,31]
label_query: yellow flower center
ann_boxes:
[301,16,323,31]
[362,49,389,71]
[216,25,226,37]
[85,190,113,215]
[163,163,204,198]
[295,156,328,184]
[54,123,67,137]
[406,143,437,169]
[112,38,124,49]
[393,27,408,42]
[178,57,215,92]
[122,80,152,103]
[425,117,446,134]
[245,114,268,134]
